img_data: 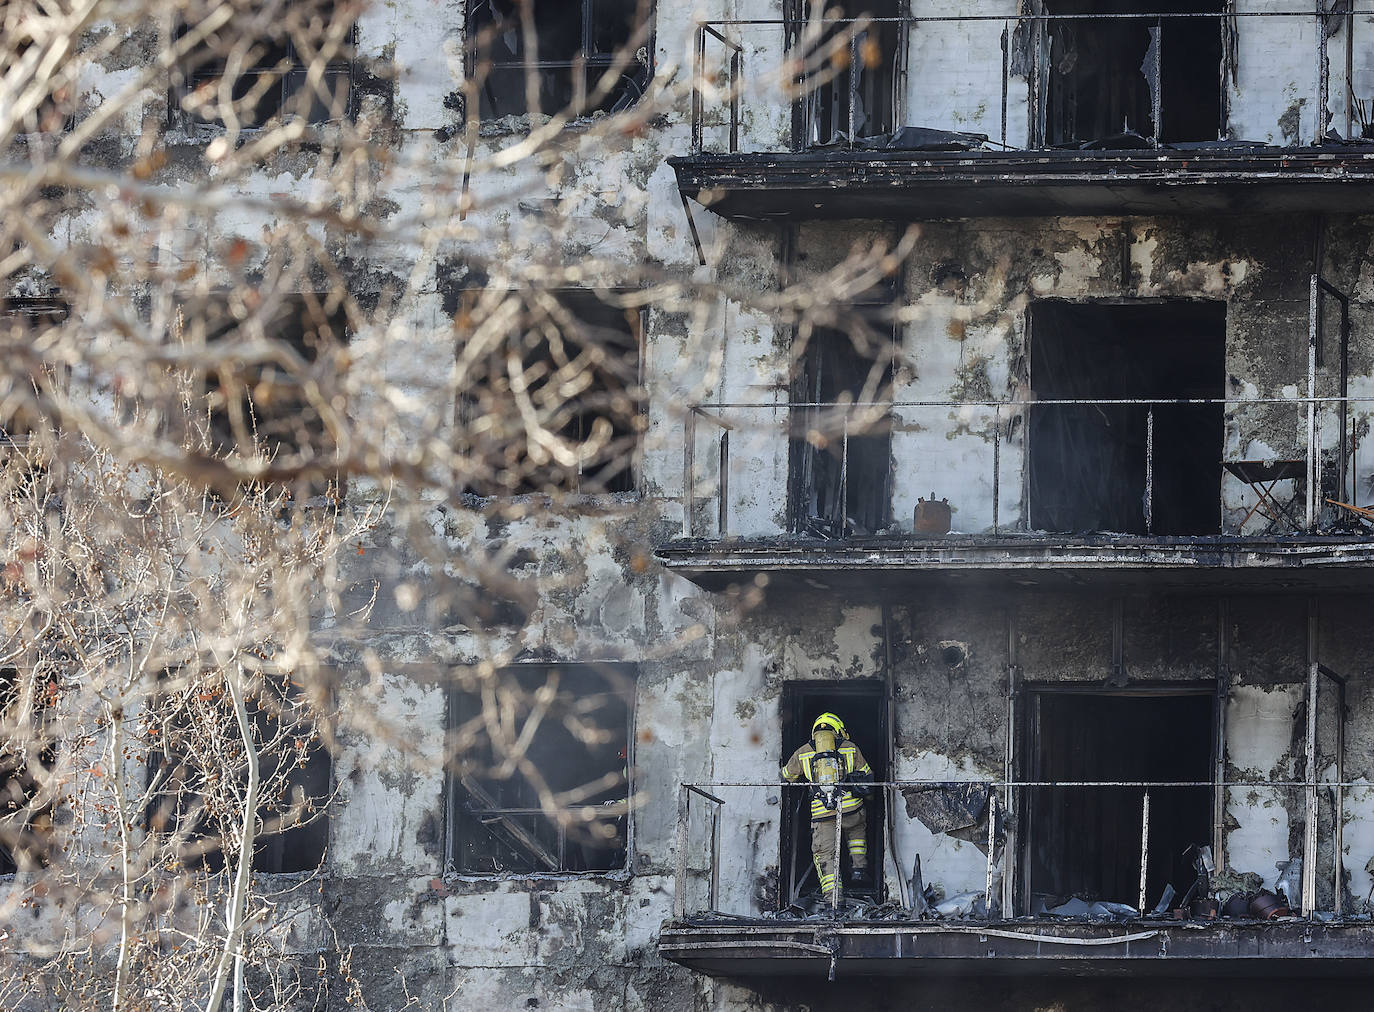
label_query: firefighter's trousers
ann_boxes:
[810,808,867,900]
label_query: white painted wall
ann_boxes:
[906,0,1027,148]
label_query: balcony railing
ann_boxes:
[673,770,1352,924]
[688,9,1371,156]
[684,392,1374,541]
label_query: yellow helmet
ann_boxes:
[812,712,846,739]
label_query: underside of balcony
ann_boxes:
[654,534,1374,593]
[658,918,1374,978]
[669,146,1374,221]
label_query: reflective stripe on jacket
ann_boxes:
[780,739,872,819]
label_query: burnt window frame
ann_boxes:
[144,670,334,876]
[464,0,656,120]
[1,298,69,480]
[178,291,351,504]
[1030,0,1227,149]
[0,666,59,875]
[444,662,636,879]
[785,0,906,149]
[786,279,901,538]
[454,286,646,498]
[1023,298,1226,537]
[169,3,357,134]
[1014,681,1219,916]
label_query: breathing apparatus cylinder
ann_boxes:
[811,728,842,811]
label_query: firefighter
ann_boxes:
[781,712,874,902]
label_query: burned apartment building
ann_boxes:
[13,0,1374,1009]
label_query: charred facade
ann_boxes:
[12,1,1374,1010]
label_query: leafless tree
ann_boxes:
[0,0,922,1006]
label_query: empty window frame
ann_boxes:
[1027,301,1225,536]
[466,0,654,119]
[171,1,354,130]
[1020,686,1214,914]
[1040,0,1223,147]
[788,0,902,146]
[0,667,57,874]
[447,663,632,876]
[145,672,331,874]
[455,288,645,496]
[179,293,349,498]
[0,298,67,458]
[788,302,897,537]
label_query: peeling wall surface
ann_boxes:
[22,0,1374,1008]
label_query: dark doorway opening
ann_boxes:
[789,0,903,146]
[1028,301,1225,535]
[1022,687,1214,913]
[789,318,895,537]
[779,680,888,906]
[1043,0,1223,146]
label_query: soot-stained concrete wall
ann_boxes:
[30,1,1374,1008]
[707,214,1374,539]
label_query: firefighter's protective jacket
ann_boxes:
[781,737,873,820]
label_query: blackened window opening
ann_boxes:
[1,299,67,453]
[0,668,57,874]
[1043,0,1223,146]
[456,288,644,496]
[189,293,349,500]
[146,674,331,874]
[1028,301,1225,535]
[467,0,653,119]
[778,681,887,906]
[790,0,901,146]
[172,1,353,128]
[1024,689,1213,913]
[448,664,632,875]
[790,315,894,537]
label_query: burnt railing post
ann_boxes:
[1000,21,1009,149]
[831,411,849,537]
[1303,659,1319,915]
[1138,791,1151,914]
[1144,405,1154,534]
[718,429,730,538]
[1316,0,1330,144]
[1308,274,1320,529]
[692,23,705,153]
[985,788,998,912]
[683,406,697,537]
[729,46,741,153]
[673,784,690,918]
[708,803,721,911]
[992,404,1001,535]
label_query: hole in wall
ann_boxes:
[940,643,967,668]
[933,263,968,296]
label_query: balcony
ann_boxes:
[662,390,1374,592]
[674,9,1374,221]
[663,737,1364,976]
[660,918,1374,977]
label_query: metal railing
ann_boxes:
[673,775,1356,923]
[689,9,1370,154]
[683,392,1374,540]
[691,22,743,154]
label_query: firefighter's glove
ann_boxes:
[844,771,874,797]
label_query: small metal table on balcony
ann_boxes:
[1223,459,1305,531]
